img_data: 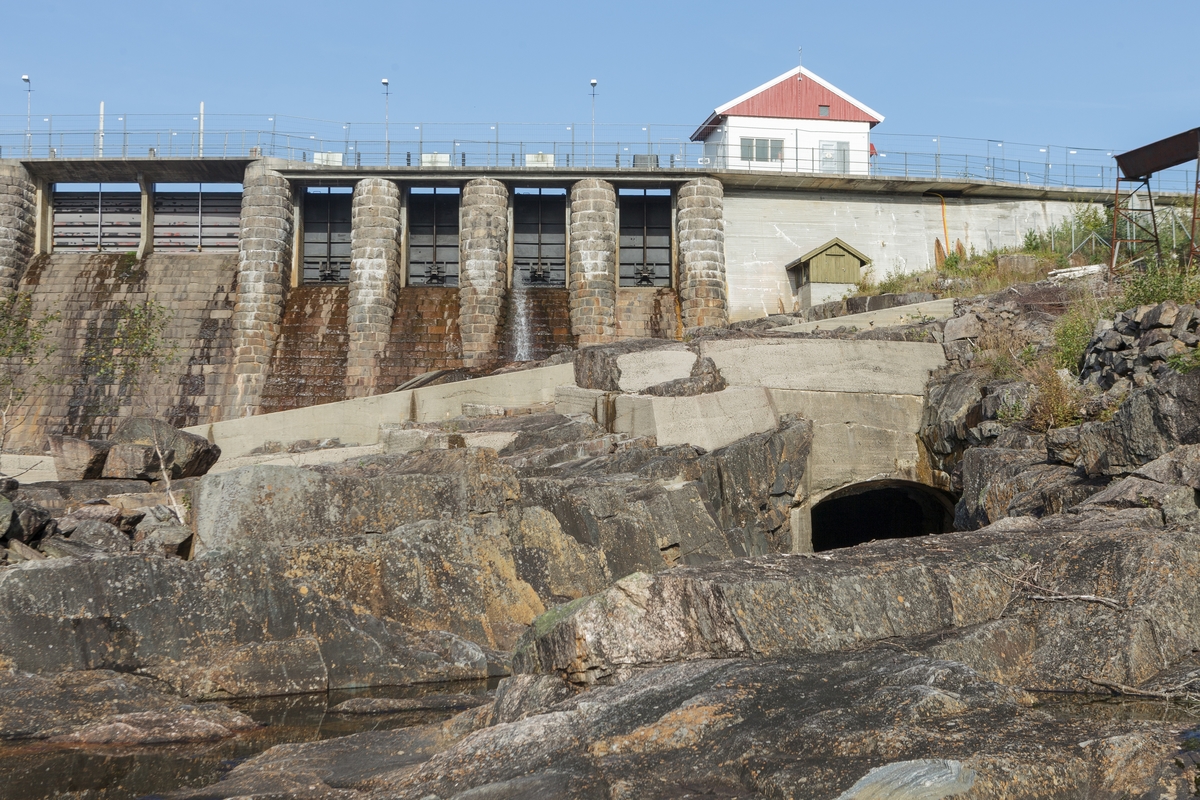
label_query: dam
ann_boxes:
[0,152,1105,446]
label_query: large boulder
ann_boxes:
[111,417,221,479]
[193,448,519,554]
[44,436,113,481]
[0,548,496,697]
[574,340,698,393]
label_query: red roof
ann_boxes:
[691,67,884,141]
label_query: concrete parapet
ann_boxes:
[612,386,779,452]
[230,162,294,417]
[459,178,509,367]
[699,338,946,396]
[345,178,402,397]
[677,177,728,331]
[0,164,36,292]
[569,179,617,344]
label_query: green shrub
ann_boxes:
[1168,348,1200,375]
[1028,364,1084,431]
[1119,261,1200,308]
[1051,308,1097,373]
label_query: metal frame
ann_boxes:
[1190,148,1200,270]
[1109,175,1160,275]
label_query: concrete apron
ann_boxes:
[184,363,574,461]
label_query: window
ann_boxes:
[513,188,567,287]
[818,105,830,117]
[302,187,352,283]
[618,189,672,287]
[407,188,460,286]
[739,138,785,163]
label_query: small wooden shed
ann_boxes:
[785,238,872,308]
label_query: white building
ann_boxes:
[691,66,884,175]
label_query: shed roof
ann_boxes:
[786,237,872,270]
[691,67,884,141]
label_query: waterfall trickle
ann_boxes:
[509,274,534,362]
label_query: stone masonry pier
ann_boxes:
[459,178,511,368]
[568,179,617,345]
[345,178,402,397]
[230,163,294,417]
[678,177,728,331]
[0,164,35,293]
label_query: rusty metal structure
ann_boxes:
[1111,128,1200,273]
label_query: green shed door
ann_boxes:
[809,245,861,283]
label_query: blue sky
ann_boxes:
[2,0,1198,152]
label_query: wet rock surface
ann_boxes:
[170,649,1194,799]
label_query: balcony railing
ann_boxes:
[1,114,1194,194]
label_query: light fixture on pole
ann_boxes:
[21,75,31,156]
[382,78,390,166]
[589,79,598,167]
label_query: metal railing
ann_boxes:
[1,114,1195,193]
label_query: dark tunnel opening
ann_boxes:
[811,481,957,552]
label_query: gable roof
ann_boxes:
[691,67,884,141]
[785,238,872,270]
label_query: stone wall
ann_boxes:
[677,177,728,331]
[1080,300,1200,391]
[459,179,509,368]
[615,287,681,341]
[230,162,293,417]
[0,164,35,293]
[568,179,617,345]
[11,252,237,449]
[500,287,574,361]
[345,178,402,398]
[259,285,350,414]
[378,287,463,391]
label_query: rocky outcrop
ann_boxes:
[178,647,1191,800]
[955,446,1107,530]
[513,521,1200,693]
[0,547,497,697]
[0,668,257,743]
[1047,368,1200,476]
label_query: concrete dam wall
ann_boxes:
[0,157,1105,445]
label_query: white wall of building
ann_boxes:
[722,189,1083,321]
[702,116,873,175]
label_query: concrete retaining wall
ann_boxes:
[346,178,402,397]
[568,179,617,344]
[230,162,293,416]
[723,189,1082,321]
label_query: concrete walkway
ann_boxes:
[776,297,956,333]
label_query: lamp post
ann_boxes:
[382,78,390,166]
[21,75,31,156]
[590,79,597,167]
